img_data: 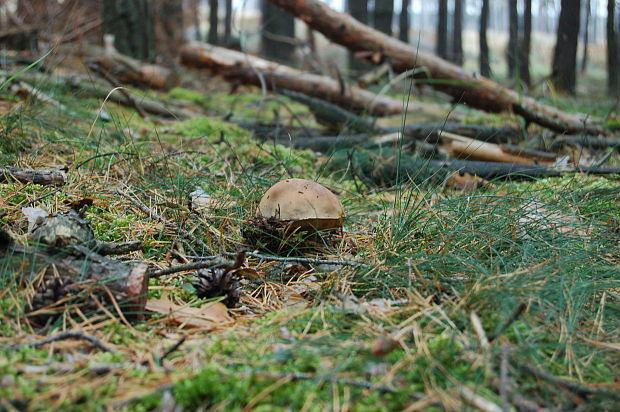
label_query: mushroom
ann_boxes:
[257,178,344,231]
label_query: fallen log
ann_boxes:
[269,0,608,135]
[549,136,620,150]
[331,149,620,187]
[439,131,554,165]
[180,41,416,117]
[0,230,148,323]
[0,167,66,186]
[273,90,521,143]
[88,47,179,90]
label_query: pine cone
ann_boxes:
[29,267,80,314]
[192,267,241,308]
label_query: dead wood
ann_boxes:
[275,90,521,143]
[180,42,409,117]
[268,0,608,135]
[0,70,195,119]
[340,150,620,187]
[0,167,66,187]
[440,131,554,165]
[549,136,620,150]
[91,48,179,90]
[0,231,149,322]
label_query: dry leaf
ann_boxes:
[146,294,231,329]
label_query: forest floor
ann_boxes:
[0,48,618,411]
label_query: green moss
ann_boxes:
[176,117,249,141]
[167,87,212,108]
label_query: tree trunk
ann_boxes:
[261,0,295,62]
[208,0,218,44]
[224,0,233,47]
[266,0,608,135]
[519,0,532,86]
[552,0,581,94]
[608,0,618,94]
[154,0,184,62]
[347,0,369,73]
[437,0,448,59]
[507,0,518,79]
[102,0,155,62]
[374,0,394,36]
[399,0,410,43]
[581,0,590,73]
[479,0,491,77]
[452,0,463,66]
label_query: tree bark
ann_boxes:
[552,0,581,94]
[437,0,448,59]
[154,0,184,62]
[93,47,179,90]
[479,0,491,77]
[607,0,618,94]
[208,0,218,44]
[180,42,407,116]
[399,0,410,43]
[102,0,155,62]
[507,0,518,79]
[519,0,532,86]
[347,0,369,73]
[452,0,463,66]
[261,0,295,62]
[581,0,590,72]
[0,167,66,186]
[373,0,394,36]
[267,0,607,135]
[224,0,233,47]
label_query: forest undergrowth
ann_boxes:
[0,65,618,411]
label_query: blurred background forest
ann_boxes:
[1,0,618,97]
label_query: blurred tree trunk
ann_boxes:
[374,0,394,36]
[552,0,581,94]
[519,0,532,86]
[208,0,218,44]
[347,0,369,73]
[261,0,295,62]
[190,0,201,41]
[581,0,590,73]
[399,0,410,42]
[224,0,232,47]
[437,0,448,59]
[507,0,518,79]
[479,0,491,77]
[607,0,618,94]
[103,0,155,62]
[155,0,184,62]
[452,0,463,66]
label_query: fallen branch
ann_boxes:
[23,331,117,354]
[269,0,608,135]
[89,47,179,90]
[339,150,620,186]
[180,42,414,117]
[549,136,620,150]
[0,166,66,187]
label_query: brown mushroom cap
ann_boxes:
[257,178,344,231]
